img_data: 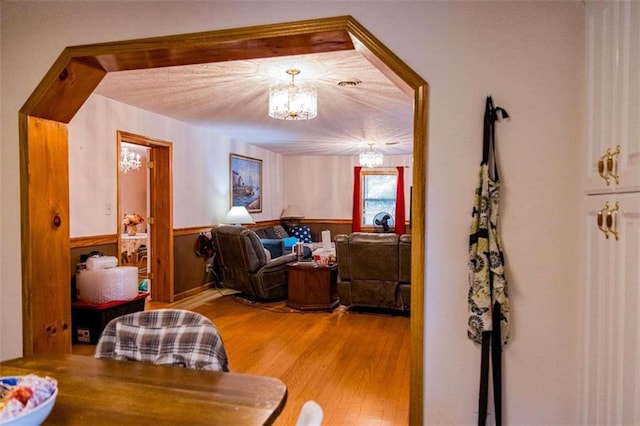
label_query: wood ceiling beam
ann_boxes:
[80,29,355,72]
[21,56,106,124]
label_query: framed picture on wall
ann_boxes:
[230,154,262,213]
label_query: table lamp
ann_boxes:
[280,205,305,227]
[222,206,255,226]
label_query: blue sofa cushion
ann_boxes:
[260,239,284,258]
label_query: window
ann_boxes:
[360,170,398,228]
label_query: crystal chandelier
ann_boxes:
[359,144,384,168]
[120,146,141,173]
[269,68,317,120]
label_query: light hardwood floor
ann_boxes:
[74,290,410,425]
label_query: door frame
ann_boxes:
[117,131,174,302]
[19,16,428,423]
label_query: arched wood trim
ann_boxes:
[19,16,428,424]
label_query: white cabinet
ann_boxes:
[581,2,640,424]
[581,194,640,425]
[585,1,640,194]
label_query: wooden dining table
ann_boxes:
[0,353,287,425]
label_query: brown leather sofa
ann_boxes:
[335,232,411,312]
[211,225,296,300]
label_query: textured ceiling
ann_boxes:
[95,50,413,156]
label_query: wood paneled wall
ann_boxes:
[173,233,216,298]
[69,220,368,301]
[70,233,212,301]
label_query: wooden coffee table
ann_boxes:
[286,262,338,311]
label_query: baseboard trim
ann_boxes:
[173,281,218,301]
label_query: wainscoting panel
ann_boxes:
[69,220,375,302]
[173,232,216,297]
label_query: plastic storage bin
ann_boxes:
[71,292,148,344]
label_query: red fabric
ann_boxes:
[72,292,149,310]
[352,166,362,232]
[394,166,406,235]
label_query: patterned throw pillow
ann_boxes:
[272,225,289,239]
[289,225,312,243]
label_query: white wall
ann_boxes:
[70,95,412,229]
[284,155,412,219]
[1,2,584,425]
[69,94,286,236]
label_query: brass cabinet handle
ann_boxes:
[597,202,611,238]
[596,201,619,240]
[607,145,620,185]
[606,201,619,240]
[597,145,621,185]
[598,153,611,185]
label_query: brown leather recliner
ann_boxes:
[211,225,296,300]
[335,232,411,312]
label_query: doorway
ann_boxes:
[116,131,174,303]
[120,142,150,286]
[19,16,427,424]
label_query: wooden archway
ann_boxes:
[19,15,428,423]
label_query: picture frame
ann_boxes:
[230,154,262,213]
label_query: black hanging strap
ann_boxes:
[477,95,507,426]
[482,96,509,182]
[492,302,503,426]
[478,332,491,426]
[478,306,504,426]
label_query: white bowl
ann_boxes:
[0,378,57,426]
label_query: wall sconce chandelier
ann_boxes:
[268,68,317,120]
[359,144,384,168]
[120,147,141,173]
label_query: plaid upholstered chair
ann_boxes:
[95,309,229,372]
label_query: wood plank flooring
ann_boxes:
[74,290,410,425]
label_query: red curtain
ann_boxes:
[394,166,406,235]
[352,166,362,232]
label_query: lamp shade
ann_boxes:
[280,205,305,219]
[222,206,255,225]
